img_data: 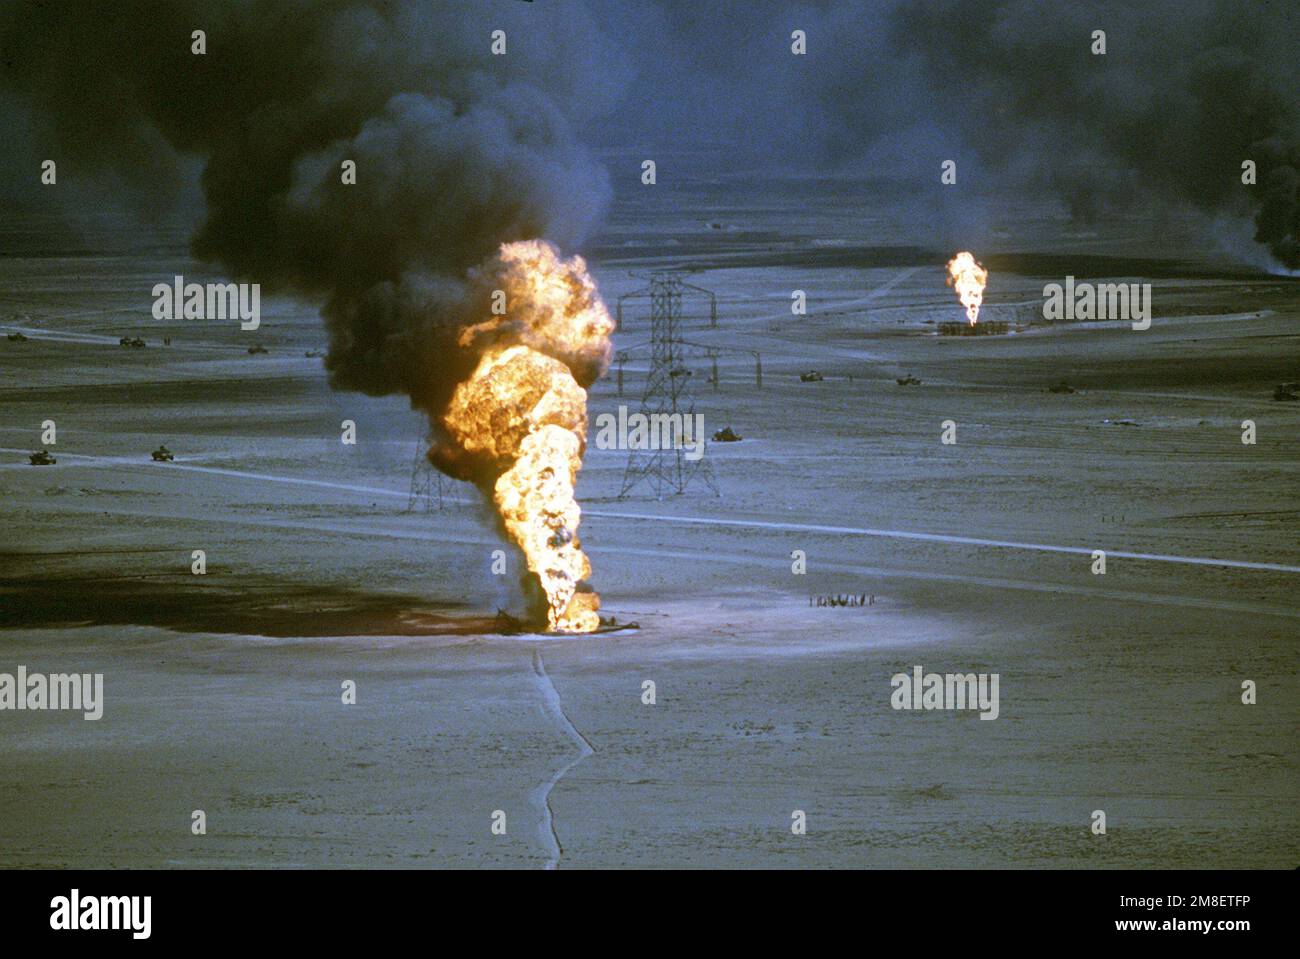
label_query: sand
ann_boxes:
[1,196,1297,867]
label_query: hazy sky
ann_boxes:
[0,0,1295,266]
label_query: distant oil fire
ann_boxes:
[440,240,613,633]
[946,251,988,325]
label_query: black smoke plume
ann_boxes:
[0,0,624,412]
[596,0,1298,269]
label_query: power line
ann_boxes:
[616,272,722,499]
[407,435,454,512]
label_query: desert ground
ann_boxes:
[1,181,1297,868]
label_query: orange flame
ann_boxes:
[441,241,613,633]
[946,251,988,325]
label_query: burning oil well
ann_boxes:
[0,0,626,634]
[436,241,613,634]
[938,320,1008,336]
[941,252,1006,334]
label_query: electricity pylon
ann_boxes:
[618,272,720,498]
[407,435,452,512]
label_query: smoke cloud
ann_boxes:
[0,0,624,410]
[2,0,1296,296]
[889,0,1299,268]
[595,0,1298,268]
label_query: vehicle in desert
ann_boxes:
[6,331,28,342]
[1048,381,1076,394]
[29,449,56,465]
[712,426,743,442]
[247,344,269,355]
[800,370,824,382]
[1273,382,1298,402]
[897,374,921,386]
[151,445,174,462]
[119,336,146,348]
